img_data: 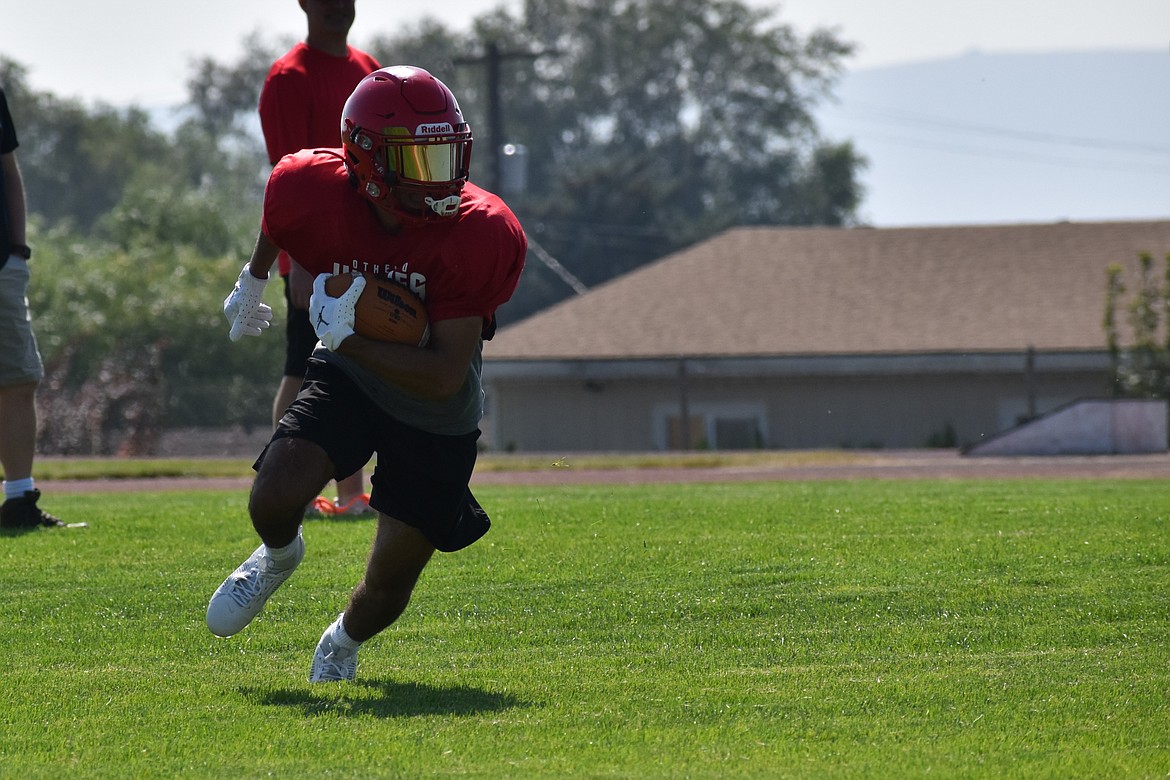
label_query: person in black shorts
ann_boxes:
[260,0,380,515]
[206,66,526,683]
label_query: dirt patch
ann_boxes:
[37,450,1170,493]
[468,450,1170,485]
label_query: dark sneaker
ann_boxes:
[0,490,68,529]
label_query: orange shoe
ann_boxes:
[304,495,338,518]
[334,494,374,517]
[305,494,373,518]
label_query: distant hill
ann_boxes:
[816,49,1170,226]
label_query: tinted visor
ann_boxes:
[388,137,470,186]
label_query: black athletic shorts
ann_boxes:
[258,358,490,552]
[283,274,320,378]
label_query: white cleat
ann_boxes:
[206,533,304,637]
[310,614,359,682]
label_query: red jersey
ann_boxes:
[259,42,380,275]
[261,148,526,434]
[262,149,526,333]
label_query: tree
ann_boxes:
[185,33,288,144]
[1,56,265,247]
[1,60,175,232]
[513,0,860,238]
[2,56,277,453]
[28,229,281,453]
[1104,252,1170,400]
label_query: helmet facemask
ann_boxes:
[382,127,473,218]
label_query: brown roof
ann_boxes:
[488,220,1170,360]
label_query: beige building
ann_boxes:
[483,220,1170,452]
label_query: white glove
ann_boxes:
[310,273,366,351]
[223,264,273,341]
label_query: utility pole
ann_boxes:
[454,41,544,193]
[486,42,503,193]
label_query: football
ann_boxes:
[324,273,430,346]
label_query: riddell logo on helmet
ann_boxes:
[416,123,454,136]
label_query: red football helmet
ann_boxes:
[341,66,473,221]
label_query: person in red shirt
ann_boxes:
[208,66,527,684]
[259,0,380,515]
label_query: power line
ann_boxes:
[527,238,589,295]
[855,130,1170,175]
[829,101,1170,156]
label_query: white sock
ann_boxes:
[266,532,302,567]
[331,615,361,652]
[3,478,34,500]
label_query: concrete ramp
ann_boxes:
[964,398,1168,456]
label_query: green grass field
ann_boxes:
[1,479,1167,778]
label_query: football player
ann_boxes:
[208,66,526,682]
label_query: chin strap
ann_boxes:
[424,194,462,217]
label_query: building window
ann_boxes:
[713,417,761,450]
[657,403,767,450]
